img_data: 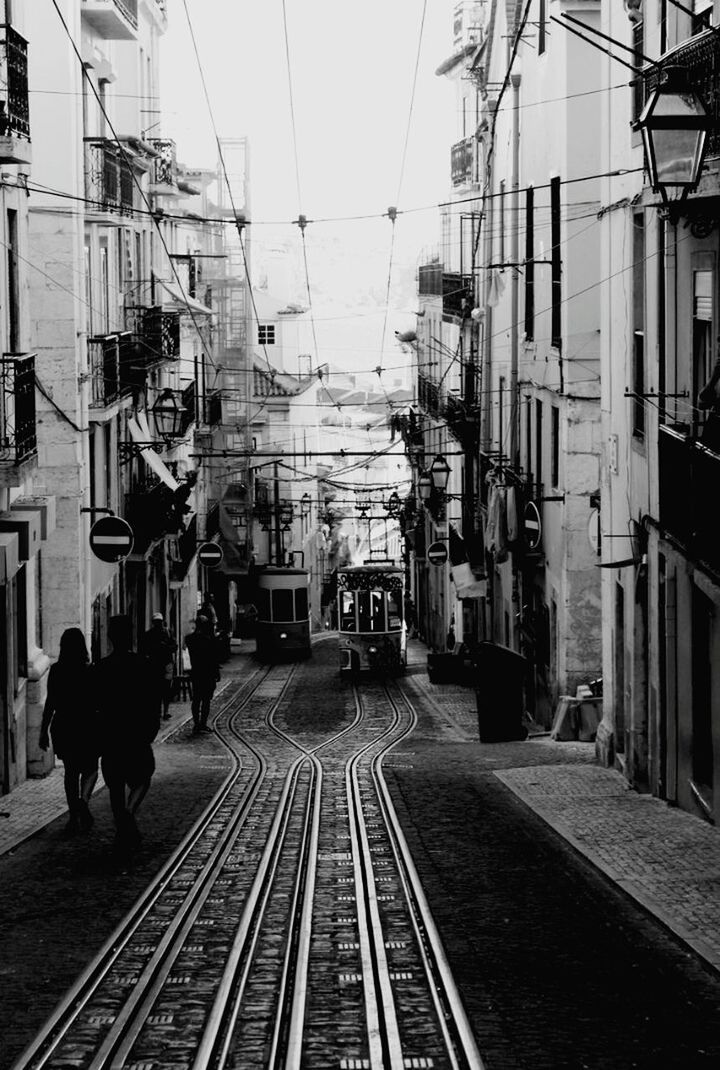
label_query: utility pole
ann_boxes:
[510,73,522,469]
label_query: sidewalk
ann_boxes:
[407,642,720,976]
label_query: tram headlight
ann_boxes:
[368,645,378,655]
[280,632,288,640]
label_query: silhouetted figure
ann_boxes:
[39,628,98,834]
[199,592,219,633]
[141,612,177,720]
[184,615,221,733]
[95,615,159,852]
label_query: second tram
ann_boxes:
[337,563,406,675]
[255,566,312,662]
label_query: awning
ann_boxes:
[127,415,180,490]
[156,278,213,317]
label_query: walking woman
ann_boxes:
[39,628,99,833]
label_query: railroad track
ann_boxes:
[14,651,484,1070]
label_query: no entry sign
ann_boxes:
[427,540,449,566]
[197,541,223,568]
[89,515,134,563]
[523,501,542,551]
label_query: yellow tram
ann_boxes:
[254,566,312,662]
[337,563,406,675]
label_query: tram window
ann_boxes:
[295,587,308,620]
[358,590,386,632]
[340,591,356,631]
[388,590,402,631]
[256,589,271,620]
[272,588,294,622]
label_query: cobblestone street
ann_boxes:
[2,643,720,1068]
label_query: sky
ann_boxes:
[160,0,459,377]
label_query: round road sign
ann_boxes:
[588,507,601,555]
[89,515,134,563]
[198,541,223,568]
[427,540,449,566]
[523,501,542,551]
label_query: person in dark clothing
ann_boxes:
[184,614,221,733]
[95,615,160,850]
[141,612,177,720]
[199,592,219,633]
[39,628,99,833]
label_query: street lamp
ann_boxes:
[152,387,185,443]
[417,471,432,503]
[430,454,451,493]
[637,65,712,212]
[279,500,294,530]
[300,492,311,518]
[386,491,401,518]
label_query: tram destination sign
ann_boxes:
[89,516,134,563]
[427,541,449,566]
[197,541,223,568]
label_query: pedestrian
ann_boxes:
[141,612,177,720]
[199,591,218,633]
[404,594,417,639]
[39,628,99,834]
[95,615,160,852]
[184,614,221,733]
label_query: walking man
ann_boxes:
[184,614,221,733]
[95,615,160,852]
[141,612,177,720]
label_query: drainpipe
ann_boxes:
[510,74,521,469]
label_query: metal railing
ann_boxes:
[418,372,441,418]
[642,28,720,160]
[0,25,29,140]
[88,332,132,406]
[1,352,36,465]
[451,136,475,186]
[125,306,180,371]
[203,388,222,427]
[418,262,442,297]
[442,271,474,319]
[82,0,138,29]
[84,139,134,214]
[149,138,176,187]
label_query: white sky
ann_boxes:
[160,0,459,375]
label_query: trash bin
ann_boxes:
[473,641,528,742]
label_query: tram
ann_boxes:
[254,566,312,662]
[337,563,406,675]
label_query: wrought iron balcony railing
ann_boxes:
[125,306,180,374]
[642,27,720,161]
[442,271,474,319]
[451,136,475,186]
[149,138,177,188]
[418,372,441,418]
[84,138,135,214]
[0,25,29,141]
[88,332,133,407]
[1,352,36,467]
[659,423,720,574]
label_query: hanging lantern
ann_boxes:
[151,387,185,442]
[430,454,451,493]
[417,471,432,503]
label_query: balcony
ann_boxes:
[418,262,442,297]
[0,353,37,483]
[88,332,133,408]
[81,0,138,39]
[203,388,222,428]
[659,424,720,574]
[643,28,720,161]
[0,25,30,164]
[441,391,478,449]
[418,372,441,418]
[451,136,475,186]
[125,478,181,558]
[149,138,177,192]
[125,306,180,380]
[442,271,473,320]
[84,139,135,216]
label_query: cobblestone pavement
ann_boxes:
[3,639,720,1069]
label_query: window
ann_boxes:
[550,176,562,349]
[6,209,19,353]
[538,0,546,54]
[693,264,715,436]
[99,241,109,332]
[632,212,646,439]
[272,588,294,622]
[524,186,534,339]
[258,324,275,345]
[535,399,543,490]
[693,0,712,34]
[340,591,356,632]
[632,22,645,120]
[499,180,506,264]
[551,405,560,488]
[295,587,308,621]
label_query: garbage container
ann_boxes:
[473,641,528,742]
